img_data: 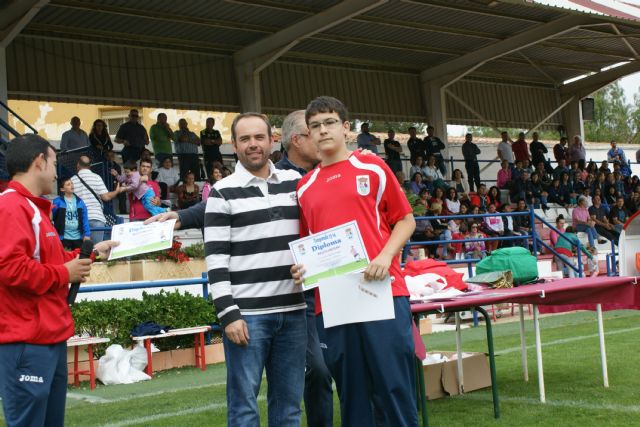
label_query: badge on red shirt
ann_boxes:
[356,175,370,196]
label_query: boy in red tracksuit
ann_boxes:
[293,96,418,427]
[0,135,117,427]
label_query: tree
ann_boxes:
[584,81,633,143]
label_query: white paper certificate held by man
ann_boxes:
[108,219,177,260]
[318,274,395,328]
[289,220,369,290]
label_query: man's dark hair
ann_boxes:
[139,158,153,168]
[123,160,138,170]
[408,126,416,132]
[305,96,349,124]
[230,113,272,142]
[6,134,54,178]
[427,125,434,131]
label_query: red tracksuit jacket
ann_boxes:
[0,181,80,344]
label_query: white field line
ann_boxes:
[495,325,640,356]
[99,395,267,427]
[66,392,111,403]
[464,394,640,413]
[67,381,227,404]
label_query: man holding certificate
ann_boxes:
[293,96,418,427]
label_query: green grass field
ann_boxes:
[2,310,639,426]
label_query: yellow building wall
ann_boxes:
[7,100,237,143]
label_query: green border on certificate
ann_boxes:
[289,220,369,291]
[108,220,176,261]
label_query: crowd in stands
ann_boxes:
[53,112,637,270]
[52,109,232,244]
[399,128,637,265]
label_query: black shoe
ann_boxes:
[597,239,607,244]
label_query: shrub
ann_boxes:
[71,290,217,357]
[182,242,204,259]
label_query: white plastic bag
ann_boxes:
[97,344,151,385]
[406,273,449,300]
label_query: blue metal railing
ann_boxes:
[79,273,209,300]
[532,213,584,277]
[403,207,586,277]
[0,100,38,135]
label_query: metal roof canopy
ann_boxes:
[3,0,640,139]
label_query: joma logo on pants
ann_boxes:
[19,375,44,383]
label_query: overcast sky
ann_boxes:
[619,72,640,103]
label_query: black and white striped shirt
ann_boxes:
[204,161,305,327]
[71,169,108,223]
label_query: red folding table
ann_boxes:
[410,276,640,427]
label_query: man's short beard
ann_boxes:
[242,155,269,172]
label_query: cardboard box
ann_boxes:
[422,351,491,400]
[419,318,432,335]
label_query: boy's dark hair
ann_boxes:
[59,177,72,188]
[230,113,271,142]
[305,96,349,124]
[6,134,54,178]
[123,160,138,170]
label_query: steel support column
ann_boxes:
[0,47,7,125]
[422,81,448,160]
[563,97,585,144]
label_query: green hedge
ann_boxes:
[71,290,217,357]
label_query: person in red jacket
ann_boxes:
[0,134,117,427]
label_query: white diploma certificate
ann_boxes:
[289,221,369,291]
[319,274,395,328]
[108,219,177,260]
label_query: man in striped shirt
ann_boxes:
[70,155,122,243]
[204,113,306,426]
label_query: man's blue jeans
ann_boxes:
[89,219,105,243]
[575,223,597,246]
[223,310,307,427]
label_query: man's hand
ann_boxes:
[150,197,161,206]
[140,175,149,183]
[94,240,120,259]
[65,256,92,283]
[291,264,305,286]
[224,319,249,346]
[364,253,393,281]
[144,211,181,229]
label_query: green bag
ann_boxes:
[475,247,538,285]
